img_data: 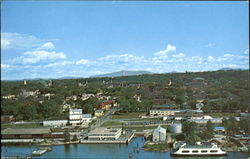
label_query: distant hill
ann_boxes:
[92,70,152,77]
[218,67,244,71]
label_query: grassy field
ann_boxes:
[100,121,122,127]
[206,113,239,118]
[143,142,169,151]
[124,118,161,121]
[111,112,146,119]
[1,123,43,129]
[126,125,168,131]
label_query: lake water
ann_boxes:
[1,137,249,159]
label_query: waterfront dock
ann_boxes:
[32,149,47,156]
[81,133,134,144]
[31,147,52,156]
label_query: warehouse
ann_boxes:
[88,127,122,140]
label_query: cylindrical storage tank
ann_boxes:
[169,123,182,133]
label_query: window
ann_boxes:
[210,150,218,153]
[182,151,189,153]
[201,150,207,153]
[192,150,198,153]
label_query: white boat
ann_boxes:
[171,141,227,156]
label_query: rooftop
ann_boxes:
[83,114,92,118]
[2,128,51,135]
[153,125,166,134]
[95,109,104,113]
[89,127,122,135]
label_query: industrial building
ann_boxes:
[169,123,182,133]
[152,125,166,142]
[88,127,122,140]
[1,128,64,139]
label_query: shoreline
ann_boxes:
[2,139,249,153]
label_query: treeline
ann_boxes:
[1,70,249,121]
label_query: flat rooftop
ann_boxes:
[2,128,51,135]
[89,127,122,135]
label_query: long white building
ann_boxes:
[88,127,122,140]
[43,120,68,127]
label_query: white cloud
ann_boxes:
[1,64,12,68]
[207,56,214,62]
[45,61,74,67]
[1,32,43,49]
[1,39,10,49]
[2,37,249,80]
[154,44,176,56]
[206,43,216,47]
[38,42,55,50]
[172,53,185,58]
[99,54,145,63]
[76,59,93,65]
[12,50,66,64]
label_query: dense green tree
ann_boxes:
[239,116,250,134]
[182,121,198,145]
[222,117,239,135]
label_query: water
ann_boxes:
[1,137,249,159]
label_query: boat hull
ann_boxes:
[171,149,227,156]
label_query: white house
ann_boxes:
[69,108,83,126]
[152,125,166,142]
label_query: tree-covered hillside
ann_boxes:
[1,70,249,121]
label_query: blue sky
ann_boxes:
[1,1,249,80]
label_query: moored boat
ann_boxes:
[171,141,227,156]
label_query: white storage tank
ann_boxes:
[169,123,182,133]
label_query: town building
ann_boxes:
[174,110,204,120]
[95,109,104,117]
[43,120,68,127]
[88,127,122,140]
[214,126,226,134]
[188,118,222,124]
[152,125,166,142]
[82,114,92,123]
[150,109,176,117]
[20,89,40,97]
[152,104,178,110]
[188,77,207,90]
[1,115,14,123]
[98,100,114,110]
[2,95,16,100]
[69,108,83,126]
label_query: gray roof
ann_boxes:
[83,114,92,118]
[2,128,51,135]
[153,125,166,134]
